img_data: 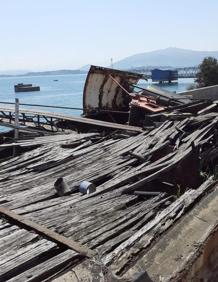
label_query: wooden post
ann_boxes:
[51,117,54,131]
[13,98,19,156]
[37,115,40,127]
[14,98,19,139]
[9,112,12,123]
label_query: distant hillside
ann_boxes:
[0,69,87,78]
[24,69,87,76]
[113,47,218,69]
[79,64,91,71]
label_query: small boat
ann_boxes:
[53,79,58,82]
[14,83,40,93]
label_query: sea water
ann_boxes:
[0,74,194,132]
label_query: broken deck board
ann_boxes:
[1,109,218,280]
[0,207,95,258]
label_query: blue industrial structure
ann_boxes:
[151,69,178,83]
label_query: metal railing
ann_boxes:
[0,101,83,111]
[0,101,128,114]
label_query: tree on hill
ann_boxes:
[195,57,218,87]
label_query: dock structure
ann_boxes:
[0,105,142,133]
[0,98,218,280]
[129,66,198,78]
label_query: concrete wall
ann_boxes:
[182,225,218,282]
[179,85,218,101]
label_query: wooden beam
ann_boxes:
[0,207,95,258]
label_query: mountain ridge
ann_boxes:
[113,47,218,69]
[0,69,87,78]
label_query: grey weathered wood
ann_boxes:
[7,250,78,282]
[103,177,216,269]
[0,207,95,258]
[0,108,218,280]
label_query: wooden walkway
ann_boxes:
[0,106,142,133]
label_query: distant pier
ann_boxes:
[129,66,199,79]
[151,69,178,83]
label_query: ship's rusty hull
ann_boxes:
[83,65,144,123]
[82,66,192,125]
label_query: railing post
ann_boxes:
[13,98,19,156]
[14,98,19,139]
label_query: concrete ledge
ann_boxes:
[123,187,218,282]
[180,85,218,101]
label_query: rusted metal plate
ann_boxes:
[130,96,165,113]
[83,65,144,115]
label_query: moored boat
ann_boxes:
[14,83,40,93]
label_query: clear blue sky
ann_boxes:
[0,0,218,71]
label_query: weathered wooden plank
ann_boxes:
[0,239,56,281]
[103,177,216,271]
[7,250,78,282]
[0,236,50,267]
[0,110,218,280]
[0,207,95,258]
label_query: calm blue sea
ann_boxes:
[0,74,194,132]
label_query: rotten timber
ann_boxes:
[0,207,95,258]
[0,98,218,280]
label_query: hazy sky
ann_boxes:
[0,0,218,71]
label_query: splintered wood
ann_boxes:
[0,112,218,281]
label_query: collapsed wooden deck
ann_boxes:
[0,108,218,281]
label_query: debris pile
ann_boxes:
[0,100,218,279]
[0,66,218,280]
[82,65,218,129]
